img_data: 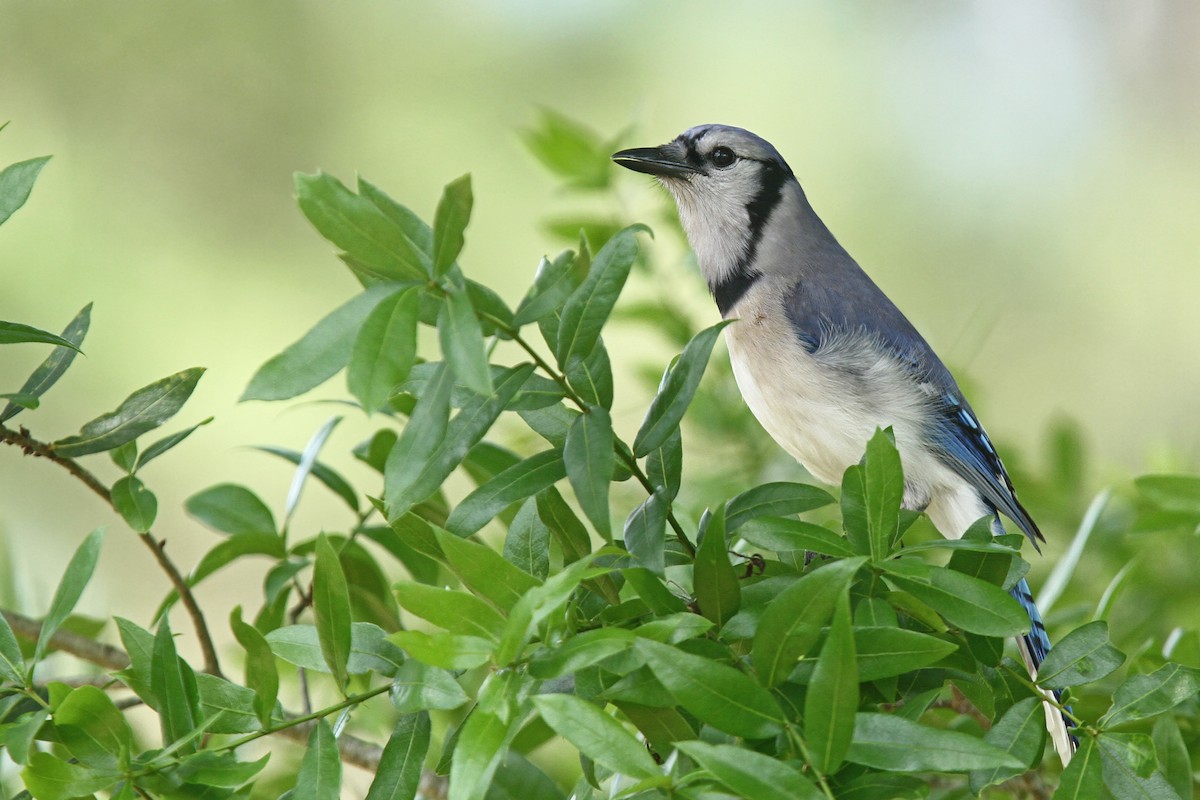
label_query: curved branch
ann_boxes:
[1,423,224,677]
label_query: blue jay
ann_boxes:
[613,125,1074,763]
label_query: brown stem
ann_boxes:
[1,423,224,678]
[3,609,130,670]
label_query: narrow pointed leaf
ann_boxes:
[394,582,506,641]
[804,592,858,774]
[883,560,1029,637]
[230,606,278,728]
[676,741,821,800]
[435,527,540,612]
[283,416,343,523]
[34,528,103,664]
[313,533,353,688]
[51,368,204,456]
[449,710,511,800]
[349,286,420,413]
[0,613,24,684]
[724,482,835,531]
[1099,663,1200,727]
[1,302,90,422]
[432,174,472,276]
[1152,715,1191,800]
[533,693,659,778]
[0,320,82,350]
[135,417,212,470]
[294,718,342,800]
[554,225,645,366]
[1035,620,1125,689]
[366,712,431,800]
[737,516,857,558]
[0,155,52,225]
[389,661,469,713]
[624,488,668,575]
[564,407,613,539]
[150,616,201,753]
[1097,732,1182,800]
[504,498,551,580]
[862,427,903,560]
[446,449,565,536]
[296,171,429,281]
[513,250,582,327]
[242,284,394,401]
[637,639,784,739]
[969,697,1046,792]
[751,558,866,688]
[253,444,359,513]
[1055,735,1102,799]
[633,320,730,456]
[693,505,740,628]
[439,287,493,396]
[846,713,1024,772]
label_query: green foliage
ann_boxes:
[3,116,1200,800]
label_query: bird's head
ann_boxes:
[612,125,797,298]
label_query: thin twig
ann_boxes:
[1,423,224,677]
[2,609,130,670]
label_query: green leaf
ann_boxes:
[384,362,454,518]
[1134,474,1200,515]
[34,528,103,664]
[841,464,869,554]
[434,525,541,612]
[1054,735,1102,799]
[632,320,730,456]
[185,483,277,536]
[266,623,405,676]
[294,718,342,800]
[450,710,511,800]
[111,475,157,532]
[521,109,616,190]
[1,302,90,423]
[528,628,636,679]
[882,560,1030,637]
[724,482,835,531]
[433,174,473,276]
[391,630,494,670]
[150,615,201,753]
[624,489,668,575]
[536,488,591,564]
[563,340,613,410]
[1035,620,1125,689]
[386,364,532,519]
[253,444,359,514]
[296,171,430,281]
[1097,732,1182,800]
[504,499,551,580]
[852,627,958,680]
[0,155,52,225]
[135,416,212,470]
[1152,715,1191,800]
[637,639,784,739]
[737,516,857,558]
[751,558,866,688]
[195,669,262,735]
[21,751,119,800]
[0,320,83,350]
[969,697,1047,792]
[389,661,469,713]
[1100,662,1200,727]
[349,286,420,413]
[495,557,598,666]
[446,449,566,537]
[54,685,132,769]
[693,505,740,628]
[846,713,1025,772]
[862,427,903,559]
[313,533,353,688]
[0,612,24,684]
[110,440,137,472]
[230,606,278,728]
[439,286,493,396]
[554,225,644,366]
[564,407,614,539]
[242,284,395,401]
[281,416,345,523]
[646,427,682,500]
[366,712,431,800]
[485,752,563,800]
[676,741,821,800]
[51,367,204,456]
[533,694,659,779]
[804,592,858,775]
[513,250,583,327]
[175,751,270,788]
[394,582,506,641]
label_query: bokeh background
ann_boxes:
[2,1,1199,788]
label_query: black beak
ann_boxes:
[611,143,699,178]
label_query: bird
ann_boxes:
[612,124,1074,764]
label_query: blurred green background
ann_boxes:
[2,0,1198,763]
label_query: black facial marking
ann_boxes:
[710,160,789,315]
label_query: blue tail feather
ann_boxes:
[1010,577,1077,744]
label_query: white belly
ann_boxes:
[722,294,988,538]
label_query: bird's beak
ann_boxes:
[611,143,698,178]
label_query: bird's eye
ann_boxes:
[710,146,736,168]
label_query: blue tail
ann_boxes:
[1010,577,1077,745]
